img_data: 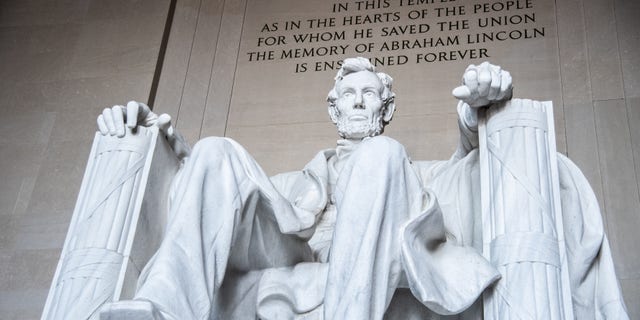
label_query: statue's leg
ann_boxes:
[323,136,426,320]
[105,137,312,320]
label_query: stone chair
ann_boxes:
[42,100,627,319]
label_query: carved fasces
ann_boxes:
[478,99,574,319]
[42,126,179,320]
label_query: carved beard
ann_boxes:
[336,113,385,139]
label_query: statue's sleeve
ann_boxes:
[557,154,630,319]
[270,163,329,240]
[401,188,500,315]
[451,101,480,161]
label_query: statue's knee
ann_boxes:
[191,137,237,160]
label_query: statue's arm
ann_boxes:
[270,169,328,239]
[450,62,513,160]
[97,101,191,160]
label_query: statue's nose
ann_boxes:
[354,93,364,109]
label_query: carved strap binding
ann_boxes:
[478,99,574,319]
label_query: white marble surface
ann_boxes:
[42,125,179,320]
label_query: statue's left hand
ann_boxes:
[452,62,512,108]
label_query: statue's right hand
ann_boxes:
[97,101,159,137]
[98,101,191,159]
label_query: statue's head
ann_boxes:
[327,57,396,139]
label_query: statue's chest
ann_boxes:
[307,202,337,263]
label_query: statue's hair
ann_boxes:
[327,57,395,113]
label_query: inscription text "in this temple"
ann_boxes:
[399,0,456,6]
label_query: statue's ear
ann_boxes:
[383,97,395,123]
[328,105,339,124]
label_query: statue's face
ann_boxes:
[333,71,386,139]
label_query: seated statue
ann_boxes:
[90,58,627,319]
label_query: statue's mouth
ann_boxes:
[348,115,368,121]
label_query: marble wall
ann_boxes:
[0,0,171,318]
[0,0,638,318]
[156,0,566,173]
